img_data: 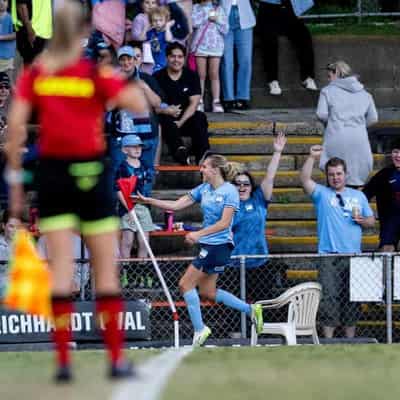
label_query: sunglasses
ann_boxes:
[234,181,251,187]
[336,194,345,208]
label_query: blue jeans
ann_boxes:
[221,6,253,101]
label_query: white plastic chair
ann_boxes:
[251,282,322,346]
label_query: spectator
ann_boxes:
[132,42,155,76]
[107,45,162,175]
[131,0,158,42]
[0,210,20,297]
[220,0,256,111]
[37,232,90,297]
[115,135,155,258]
[136,153,264,346]
[300,146,375,339]
[131,0,189,43]
[191,0,228,112]
[155,42,209,165]
[94,41,116,67]
[147,6,175,72]
[231,133,286,268]
[257,0,317,96]
[12,0,52,65]
[317,61,378,187]
[0,72,11,143]
[363,139,400,252]
[0,0,16,77]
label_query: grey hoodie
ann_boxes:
[316,76,378,186]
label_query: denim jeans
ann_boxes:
[221,6,253,101]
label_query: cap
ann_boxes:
[117,45,135,59]
[122,135,143,147]
[0,72,11,87]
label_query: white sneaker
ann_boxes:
[212,100,224,113]
[303,77,318,91]
[269,80,282,96]
[192,325,211,347]
[197,100,204,112]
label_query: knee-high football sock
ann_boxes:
[215,289,251,315]
[51,296,74,368]
[183,288,204,332]
[96,294,124,365]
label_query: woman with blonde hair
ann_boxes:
[317,60,378,187]
[137,152,264,346]
[6,0,148,382]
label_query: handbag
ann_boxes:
[187,20,211,71]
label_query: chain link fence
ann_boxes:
[1,253,397,345]
[72,253,399,345]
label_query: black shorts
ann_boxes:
[379,215,400,249]
[37,158,118,235]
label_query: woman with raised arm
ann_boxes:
[231,132,287,268]
[137,153,264,345]
[5,0,148,383]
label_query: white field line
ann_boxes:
[111,346,193,400]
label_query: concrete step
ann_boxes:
[149,202,377,222]
[148,232,379,256]
[209,135,322,154]
[267,220,378,237]
[226,153,387,171]
[268,235,379,253]
[208,120,323,136]
[154,168,382,189]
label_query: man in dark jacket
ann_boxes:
[363,139,400,251]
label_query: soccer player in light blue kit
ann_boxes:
[137,153,263,345]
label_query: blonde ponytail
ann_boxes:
[38,0,89,73]
[202,154,245,181]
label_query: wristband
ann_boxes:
[159,102,169,109]
[4,168,24,185]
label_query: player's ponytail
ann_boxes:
[202,154,244,182]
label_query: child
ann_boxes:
[0,0,16,76]
[146,6,175,72]
[131,0,158,42]
[0,210,20,297]
[191,0,228,112]
[115,135,155,258]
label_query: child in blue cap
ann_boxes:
[115,134,155,258]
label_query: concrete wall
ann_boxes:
[251,35,400,108]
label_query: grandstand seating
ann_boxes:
[150,116,385,256]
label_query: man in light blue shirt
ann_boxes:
[300,145,375,339]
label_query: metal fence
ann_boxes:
[301,0,400,19]
[73,252,400,345]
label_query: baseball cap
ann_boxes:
[122,135,143,147]
[0,72,11,87]
[117,46,135,59]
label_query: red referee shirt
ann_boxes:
[15,58,126,159]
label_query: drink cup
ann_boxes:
[352,206,361,219]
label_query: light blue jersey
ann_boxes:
[190,182,239,245]
[231,187,270,268]
[312,184,373,254]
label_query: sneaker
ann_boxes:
[109,360,135,380]
[251,304,264,335]
[269,80,282,96]
[54,365,73,384]
[212,100,224,113]
[192,325,211,347]
[222,100,235,112]
[197,100,204,112]
[303,77,318,91]
[234,100,250,110]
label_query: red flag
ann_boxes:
[117,176,138,211]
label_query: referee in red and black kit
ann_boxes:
[5,0,148,383]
